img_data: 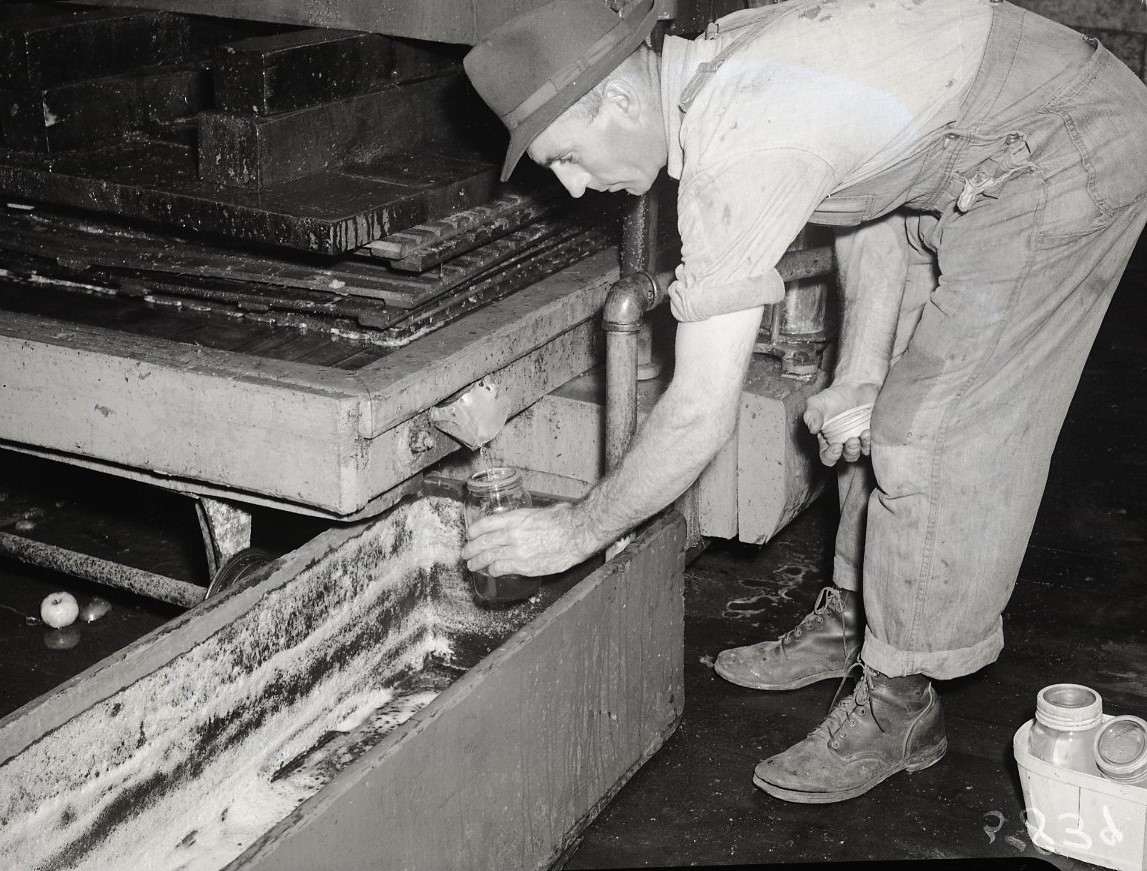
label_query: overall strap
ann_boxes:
[678,4,796,112]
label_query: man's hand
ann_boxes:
[462,502,599,577]
[804,381,880,465]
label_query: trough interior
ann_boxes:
[0,494,583,871]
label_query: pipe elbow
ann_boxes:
[602,273,656,332]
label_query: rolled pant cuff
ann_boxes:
[860,622,1004,680]
[832,555,860,592]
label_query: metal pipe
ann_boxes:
[0,531,205,609]
[605,325,639,472]
[601,242,833,471]
[603,271,665,471]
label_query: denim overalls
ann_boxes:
[695,1,1147,678]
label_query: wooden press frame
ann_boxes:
[0,251,619,519]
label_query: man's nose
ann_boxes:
[551,164,588,198]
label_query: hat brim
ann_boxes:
[499,0,660,182]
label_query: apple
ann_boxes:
[40,592,79,629]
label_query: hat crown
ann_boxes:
[465,1,627,118]
[463,0,659,180]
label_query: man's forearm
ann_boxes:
[572,387,730,549]
[567,304,765,552]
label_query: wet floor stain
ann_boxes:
[722,560,825,619]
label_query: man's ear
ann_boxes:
[601,78,643,124]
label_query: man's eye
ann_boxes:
[556,154,575,165]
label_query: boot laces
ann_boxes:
[815,661,886,747]
[779,586,848,661]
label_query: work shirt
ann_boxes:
[661,0,993,322]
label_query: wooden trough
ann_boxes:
[0,493,685,871]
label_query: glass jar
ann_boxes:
[1028,683,1104,776]
[1094,715,1147,785]
[464,466,537,606]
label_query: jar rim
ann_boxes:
[466,465,522,495]
[1035,683,1103,731]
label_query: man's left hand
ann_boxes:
[804,381,880,465]
[462,502,599,577]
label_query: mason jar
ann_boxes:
[1028,683,1104,776]
[1094,715,1147,785]
[464,466,537,606]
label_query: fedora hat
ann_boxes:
[464,0,660,182]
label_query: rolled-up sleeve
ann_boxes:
[669,147,838,322]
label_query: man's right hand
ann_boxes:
[804,381,880,465]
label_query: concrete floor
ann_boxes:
[566,237,1147,870]
[1,237,1143,870]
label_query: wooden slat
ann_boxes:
[364,190,561,269]
[0,311,369,511]
[0,209,478,307]
[0,209,584,308]
[353,249,620,437]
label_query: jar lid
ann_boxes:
[1035,683,1103,731]
[1094,716,1147,782]
[466,465,522,496]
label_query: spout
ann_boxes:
[428,379,511,451]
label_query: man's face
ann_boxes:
[527,94,666,198]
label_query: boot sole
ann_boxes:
[751,738,948,804]
[714,658,858,692]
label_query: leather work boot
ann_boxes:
[714,586,861,690]
[752,665,947,803]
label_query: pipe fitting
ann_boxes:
[603,272,659,333]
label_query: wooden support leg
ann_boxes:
[194,496,253,580]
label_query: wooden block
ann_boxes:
[343,149,499,217]
[0,66,210,153]
[389,34,461,83]
[0,140,501,253]
[737,356,828,544]
[697,428,739,539]
[198,74,466,188]
[0,7,190,90]
[212,29,461,117]
[213,29,396,116]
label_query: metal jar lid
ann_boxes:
[1094,716,1147,783]
[1035,683,1104,731]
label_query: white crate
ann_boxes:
[1014,719,1147,871]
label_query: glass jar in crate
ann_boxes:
[1028,683,1103,776]
[464,466,537,606]
[1094,715,1147,785]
